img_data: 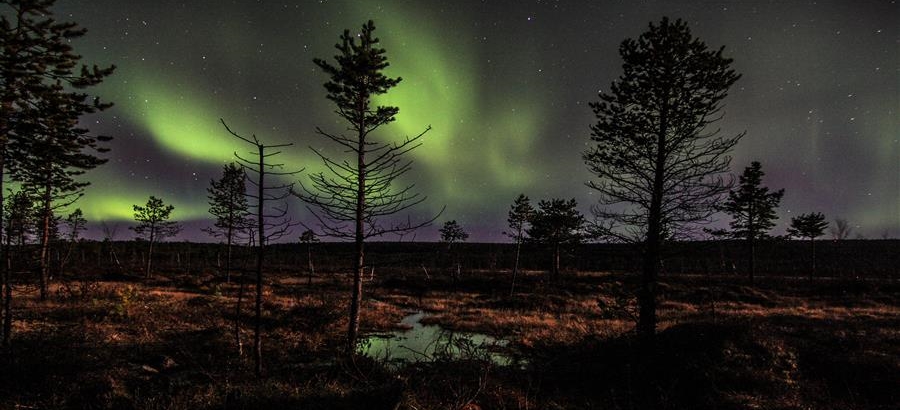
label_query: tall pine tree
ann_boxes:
[584,18,741,337]
[298,20,435,351]
[1,0,113,349]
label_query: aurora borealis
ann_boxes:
[44,0,898,241]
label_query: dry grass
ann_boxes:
[0,269,897,409]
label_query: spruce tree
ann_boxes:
[722,161,784,283]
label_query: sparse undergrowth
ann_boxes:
[0,269,897,409]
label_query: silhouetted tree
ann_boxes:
[1,189,35,347]
[60,208,86,273]
[205,162,250,283]
[300,229,318,285]
[505,194,534,295]
[131,196,181,278]
[787,212,828,281]
[9,94,108,299]
[1,0,113,311]
[223,119,300,376]
[830,218,852,240]
[439,220,469,247]
[584,17,741,337]
[722,161,783,283]
[298,20,436,351]
[527,198,584,279]
[440,220,468,278]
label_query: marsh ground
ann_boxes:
[1,268,897,409]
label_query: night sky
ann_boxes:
[48,0,899,242]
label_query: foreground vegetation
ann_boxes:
[1,266,897,409]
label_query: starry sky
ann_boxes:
[45,0,899,242]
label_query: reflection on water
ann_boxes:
[359,311,516,366]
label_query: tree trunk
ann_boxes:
[348,97,367,353]
[225,228,233,283]
[809,237,816,282]
[748,235,755,285]
[1,79,11,349]
[510,238,521,296]
[553,242,561,279]
[38,183,51,301]
[145,231,155,278]
[0,158,7,348]
[307,243,315,286]
[235,271,245,356]
[638,95,668,339]
[254,145,265,376]
[2,227,9,350]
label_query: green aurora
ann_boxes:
[46,0,897,240]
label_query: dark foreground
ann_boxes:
[1,268,897,409]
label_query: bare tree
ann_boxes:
[296,20,438,351]
[830,218,853,240]
[583,18,741,337]
[222,119,300,376]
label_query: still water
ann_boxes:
[359,311,517,366]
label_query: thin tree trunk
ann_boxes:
[553,243,560,279]
[510,238,521,296]
[748,235,755,285]
[348,98,367,353]
[145,232,155,278]
[0,164,6,347]
[38,183,51,301]
[307,243,314,286]
[638,95,668,339]
[254,144,265,376]
[235,271,244,356]
[2,223,9,349]
[225,227,232,283]
[1,64,12,350]
[809,238,816,282]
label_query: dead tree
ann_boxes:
[223,119,300,377]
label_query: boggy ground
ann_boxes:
[0,268,897,409]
